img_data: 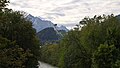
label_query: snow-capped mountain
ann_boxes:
[56,25,69,32]
[26,14,68,32]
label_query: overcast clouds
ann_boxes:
[8,0,120,29]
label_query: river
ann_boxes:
[38,61,58,68]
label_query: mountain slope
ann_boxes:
[37,27,62,44]
[26,14,68,32]
[26,14,68,44]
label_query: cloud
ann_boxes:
[8,0,120,29]
[63,0,83,5]
[46,12,65,16]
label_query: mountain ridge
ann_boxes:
[26,14,68,44]
[26,14,68,32]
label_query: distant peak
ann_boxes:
[26,14,69,32]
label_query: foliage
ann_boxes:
[80,14,120,68]
[58,30,91,68]
[57,14,120,68]
[0,10,41,67]
[2,1,120,68]
[40,14,120,68]
[0,0,9,11]
[40,44,60,66]
[0,36,33,68]
[0,1,41,67]
[92,44,120,68]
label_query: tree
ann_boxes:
[58,30,91,68]
[0,9,40,68]
[0,0,9,11]
[79,14,120,68]
[80,14,120,53]
[0,0,41,68]
[0,36,33,68]
[58,14,120,68]
[40,44,60,66]
[92,44,120,68]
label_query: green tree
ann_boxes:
[0,1,41,67]
[59,30,91,68]
[80,14,120,53]
[0,11,41,68]
[79,14,120,68]
[0,0,9,11]
[0,36,33,68]
[0,0,41,68]
[92,44,120,68]
[40,44,60,66]
[58,14,120,68]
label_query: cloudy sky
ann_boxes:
[8,0,120,29]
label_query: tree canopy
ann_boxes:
[0,1,41,68]
[0,0,9,11]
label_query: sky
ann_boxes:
[8,0,120,29]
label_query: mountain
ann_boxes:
[26,14,68,44]
[26,14,68,32]
[116,14,120,20]
[36,27,61,44]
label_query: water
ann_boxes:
[38,61,58,68]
